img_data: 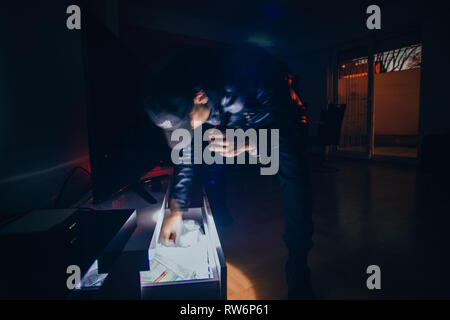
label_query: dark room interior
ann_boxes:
[1,0,450,303]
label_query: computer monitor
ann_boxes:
[82,8,168,204]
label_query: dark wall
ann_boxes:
[419,4,450,138]
[0,1,89,218]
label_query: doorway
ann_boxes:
[337,56,369,156]
[331,40,422,160]
[372,44,421,159]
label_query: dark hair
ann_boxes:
[143,45,224,129]
[143,83,194,131]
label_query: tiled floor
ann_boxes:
[220,159,450,299]
[374,146,418,158]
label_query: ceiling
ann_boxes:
[120,0,426,58]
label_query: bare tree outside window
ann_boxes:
[374,44,422,73]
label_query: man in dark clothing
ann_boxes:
[144,45,314,299]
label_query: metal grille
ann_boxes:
[337,57,369,153]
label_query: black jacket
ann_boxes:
[145,46,307,210]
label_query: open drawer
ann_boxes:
[140,196,226,300]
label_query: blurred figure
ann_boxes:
[144,45,314,299]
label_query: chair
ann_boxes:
[312,103,347,172]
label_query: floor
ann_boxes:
[334,146,418,158]
[374,146,418,158]
[219,159,450,299]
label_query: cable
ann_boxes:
[54,166,91,208]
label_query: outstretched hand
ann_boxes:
[207,131,256,157]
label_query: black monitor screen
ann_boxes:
[83,9,168,203]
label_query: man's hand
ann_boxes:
[190,90,211,129]
[208,131,256,157]
[161,210,183,246]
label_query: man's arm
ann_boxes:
[161,147,195,245]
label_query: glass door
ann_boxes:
[372,44,422,159]
[336,56,370,157]
[330,37,422,161]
